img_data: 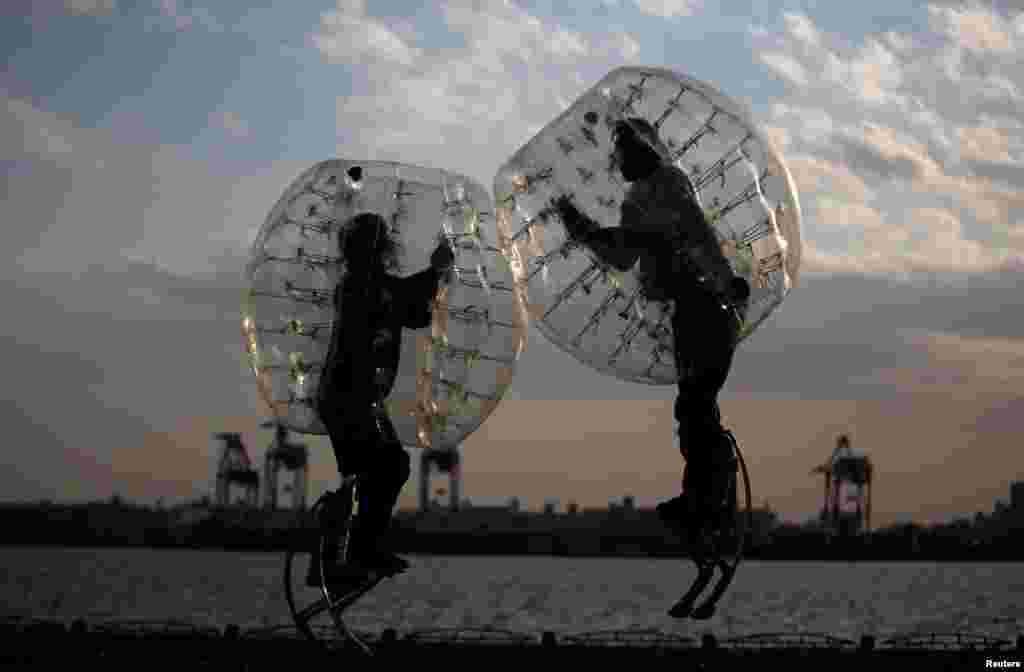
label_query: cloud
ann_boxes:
[312,0,422,67]
[928,2,1017,53]
[2,91,305,279]
[749,8,1024,278]
[0,90,333,503]
[590,0,705,18]
[957,124,1015,163]
[0,255,263,504]
[211,110,250,139]
[65,0,116,15]
[788,155,873,204]
[632,0,703,18]
[847,329,1024,419]
[836,123,937,182]
[309,0,643,190]
[0,93,293,503]
[760,51,809,88]
[733,267,1024,396]
[609,29,641,60]
[148,0,221,32]
[899,207,1001,273]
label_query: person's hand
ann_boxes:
[430,240,454,270]
[553,195,598,244]
[728,276,750,304]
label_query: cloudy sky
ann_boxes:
[3,0,1023,527]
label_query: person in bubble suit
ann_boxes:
[554,118,751,541]
[311,208,454,588]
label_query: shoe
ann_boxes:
[316,567,375,597]
[305,558,341,589]
[348,551,410,578]
[306,546,409,587]
[379,552,411,575]
[317,489,352,533]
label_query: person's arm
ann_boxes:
[553,195,661,272]
[397,242,454,329]
[397,268,441,329]
[581,228,661,272]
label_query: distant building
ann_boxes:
[170,501,214,528]
[812,434,872,535]
[212,433,259,508]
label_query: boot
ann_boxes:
[343,500,410,579]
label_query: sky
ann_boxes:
[2,0,1023,527]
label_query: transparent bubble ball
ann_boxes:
[243,160,529,448]
[494,66,802,385]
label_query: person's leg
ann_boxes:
[347,411,411,571]
[321,405,374,479]
[306,403,374,586]
[668,287,740,517]
[310,405,409,580]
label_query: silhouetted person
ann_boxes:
[311,211,453,586]
[555,118,750,538]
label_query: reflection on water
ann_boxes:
[2,547,1021,639]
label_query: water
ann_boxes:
[3,546,1022,640]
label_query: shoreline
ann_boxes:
[4,541,1024,563]
[4,617,1022,670]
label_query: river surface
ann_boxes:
[3,546,1022,640]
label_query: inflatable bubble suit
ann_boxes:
[242,160,529,449]
[494,66,803,385]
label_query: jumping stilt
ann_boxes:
[667,433,752,620]
[668,560,714,618]
[690,558,736,619]
[284,477,405,655]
